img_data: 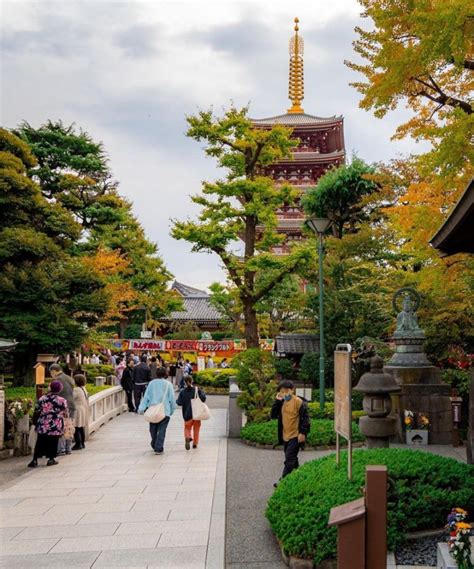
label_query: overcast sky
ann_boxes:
[1,1,420,289]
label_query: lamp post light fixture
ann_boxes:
[306,217,333,411]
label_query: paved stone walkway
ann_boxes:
[0,402,227,569]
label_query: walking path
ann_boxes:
[0,398,227,569]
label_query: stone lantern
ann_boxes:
[355,356,401,448]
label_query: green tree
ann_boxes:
[346,0,473,185]
[171,106,311,347]
[17,121,179,336]
[302,157,380,238]
[0,129,107,384]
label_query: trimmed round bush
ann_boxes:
[240,419,364,447]
[266,449,474,564]
[193,368,235,388]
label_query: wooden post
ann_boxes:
[328,497,366,569]
[365,465,388,569]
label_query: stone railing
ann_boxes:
[87,386,127,438]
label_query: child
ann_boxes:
[176,375,206,450]
[271,379,310,485]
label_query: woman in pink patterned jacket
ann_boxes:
[28,380,69,468]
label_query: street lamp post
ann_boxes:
[306,217,332,411]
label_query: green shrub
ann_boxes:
[266,449,474,563]
[308,402,366,422]
[81,364,114,383]
[442,368,471,399]
[298,352,320,384]
[194,368,236,388]
[240,419,364,447]
[275,358,296,380]
[234,349,277,423]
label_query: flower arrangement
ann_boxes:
[446,508,473,569]
[404,410,414,431]
[418,413,429,430]
[8,399,34,420]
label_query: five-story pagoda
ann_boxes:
[252,18,345,254]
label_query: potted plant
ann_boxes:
[405,410,429,445]
[446,508,473,569]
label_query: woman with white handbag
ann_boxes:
[138,367,177,454]
[176,375,210,450]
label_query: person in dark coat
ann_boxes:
[176,375,206,450]
[28,380,69,468]
[133,355,151,410]
[121,358,136,412]
[271,379,310,484]
[49,363,76,455]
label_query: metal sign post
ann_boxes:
[334,344,353,480]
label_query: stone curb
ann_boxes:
[241,439,365,452]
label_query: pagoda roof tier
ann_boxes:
[280,149,345,163]
[252,112,343,127]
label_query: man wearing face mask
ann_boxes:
[271,379,310,486]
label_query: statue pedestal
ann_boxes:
[386,365,452,445]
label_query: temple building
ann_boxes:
[252,18,345,254]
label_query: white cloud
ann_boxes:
[1,0,423,290]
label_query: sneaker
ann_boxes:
[185,438,191,450]
[71,444,82,451]
[192,444,198,449]
[57,452,66,457]
[47,459,58,466]
[154,450,164,455]
[27,459,38,468]
[65,450,72,455]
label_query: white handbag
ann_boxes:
[144,382,172,424]
[191,387,210,421]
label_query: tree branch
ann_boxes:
[253,261,300,303]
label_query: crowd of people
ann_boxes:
[27,353,209,467]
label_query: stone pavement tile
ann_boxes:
[0,498,24,507]
[47,500,134,515]
[1,502,53,515]
[0,527,25,540]
[157,529,209,548]
[72,484,147,495]
[93,545,207,568]
[18,494,103,506]
[0,538,59,556]
[13,523,119,540]
[115,519,211,536]
[168,508,212,521]
[0,551,100,568]
[0,511,85,528]
[50,533,159,553]
[49,479,118,489]
[98,491,177,502]
[0,487,74,498]
[176,490,214,501]
[78,508,171,525]
[130,500,179,512]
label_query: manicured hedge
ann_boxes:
[266,449,474,564]
[81,364,114,382]
[240,419,364,447]
[308,401,366,422]
[194,368,236,388]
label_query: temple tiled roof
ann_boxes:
[276,334,320,354]
[252,112,342,126]
[161,281,229,323]
[280,150,345,162]
[0,338,17,352]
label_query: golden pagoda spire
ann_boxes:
[287,17,304,114]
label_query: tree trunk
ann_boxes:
[13,348,37,387]
[119,318,128,339]
[243,300,259,348]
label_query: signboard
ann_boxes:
[129,340,165,351]
[140,331,152,339]
[334,344,353,480]
[335,348,352,439]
